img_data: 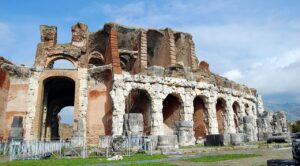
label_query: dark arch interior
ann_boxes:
[43,77,75,140]
[193,96,207,139]
[162,94,182,133]
[216,98,226,134]
[126,89,151,135]
[88,57,104,68]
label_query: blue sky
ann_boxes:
[1,0,300,104]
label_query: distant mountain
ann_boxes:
[264,102,300,122]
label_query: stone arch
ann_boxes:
[32,71,78,140]
[41,76,76,140]
[193,95,208,140]
[88,51,105,68]
[216,97,227,134]
[162,93,183,135]
[125,89,152,135]
[46,55,78,69]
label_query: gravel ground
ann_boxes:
[167,148,292,166]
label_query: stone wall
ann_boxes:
[110,70,257,146]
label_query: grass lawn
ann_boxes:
[183,153,260,163]
[0,153,168,166]
[128,162,176,166]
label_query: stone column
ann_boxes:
[111,87,126,136]
[76,68,89,138]
[25,72,40,140]
[207,98,218,134]
[151,96,164,135]
[257,94,264,114]
[224,100,236,134]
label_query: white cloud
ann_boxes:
[222,69,244,82]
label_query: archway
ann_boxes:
[232,101,241,133]
[42,76,75,140]
[126,89,152,135]
[193,96,207,140]
[58,106,74,140]
[162,94,183,135]
[216,98,226,134]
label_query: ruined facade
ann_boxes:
[0,23,268,146]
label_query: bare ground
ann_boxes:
[168,148,292,166]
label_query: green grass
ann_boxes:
[128,162,176,166]
[183,153,260,163]
[0,153,168,166]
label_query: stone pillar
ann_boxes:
[243,116,256,142]
[40,25,57,47]
[151,96,164,135]
[257,94,264,114]
[71,23,88,47]
[225,100,236,134]
[25,72,40,140]
[207,98,218,134]
[111,87,126,136]
[139,29,147,70]
[76,68,89,138]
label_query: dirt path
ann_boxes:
[168,148,292,166]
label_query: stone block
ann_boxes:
[205,134,224,146]
[230,133,245,145]
[157,135,178,149]
[123,113,143,136]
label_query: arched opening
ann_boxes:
[42,76,75,140]
[58,106,74,140]
[119,53,136,72]
[47,58,75,69]
[88,57,104,68]
[162,94,183,135]
[193,96,207,140]
[216,98,226,134]
[232,101,241,133]
[125,89,151,135]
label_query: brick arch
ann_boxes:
[193,95,209,140]
[125,89,152,135]
[216,97,227,134]
[45,54,78,69]
[162,93,183,135]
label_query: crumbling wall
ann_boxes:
[174,33,192,66]
[257,111,288,141]
[147,30,171,67]
[0,69,10,139]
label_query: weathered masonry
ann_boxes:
[0,23,287,147]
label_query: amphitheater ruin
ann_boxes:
[0,23,289,148]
